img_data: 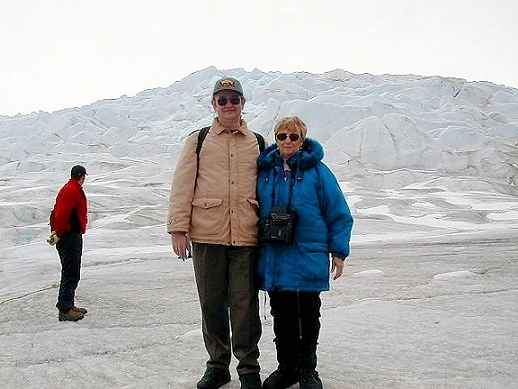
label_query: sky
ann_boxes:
[1,0,517,116]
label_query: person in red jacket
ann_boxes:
[50,165,88,321]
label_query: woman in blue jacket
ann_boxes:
[257,117,353,389]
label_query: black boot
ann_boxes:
[262,366,298,389]
[263,337,298,389]
[299,369,323,389]
[197,367,231,389]
[298,346,321,389]
[264,292,300,389]
[239,372,261,389]
[298,292,322,389]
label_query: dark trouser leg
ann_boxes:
[227,246,261,375]
[269,291,300,372]
[56,233,83,312]
[298,292,321,371]
[192,243,231,371]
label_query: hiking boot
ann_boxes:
[262,368,298,389]
[299,370,322,389]
[58,309,84,322]
[239,372,261,389]
[197,367,231,389]
[72,306,88,314]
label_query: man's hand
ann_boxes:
[47,231,60,246]
[331,256,345,280]
[171,231,192,260]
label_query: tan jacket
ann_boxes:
[167,118,261,246]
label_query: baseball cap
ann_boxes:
[212,77,244,96]
[70,165,87,178]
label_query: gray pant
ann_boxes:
[192,243,261,375]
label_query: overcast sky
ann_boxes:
[1,0,517,116]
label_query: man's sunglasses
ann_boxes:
[216,95,241,106]
[276,133,300,142]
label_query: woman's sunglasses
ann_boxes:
[276,133,300,142]
[216,95,241,106]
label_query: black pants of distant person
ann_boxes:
[55,232,83,312]
[268,290,322,373]
[192,243,262,376]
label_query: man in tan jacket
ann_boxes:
[168,77,262,389]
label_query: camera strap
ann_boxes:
[272,168,296,210]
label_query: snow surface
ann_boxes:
[1,67,518,388]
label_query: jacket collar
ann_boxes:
[68,179,84,191]
[212,118,249,135]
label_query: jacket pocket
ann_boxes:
[192,198,223,209]
[191,198,224,235]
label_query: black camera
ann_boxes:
[259,207,297,244]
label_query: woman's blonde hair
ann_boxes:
[273,116,308,139]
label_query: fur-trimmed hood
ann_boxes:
[257,138,324,172]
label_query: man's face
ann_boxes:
[78,176,86,186]
[212,92,244,122]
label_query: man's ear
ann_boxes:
[241,96,246,107]
[211,97,217,111]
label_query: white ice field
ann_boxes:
[1,67,517,388]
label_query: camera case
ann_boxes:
[259,206,297,244]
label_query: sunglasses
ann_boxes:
[216,95,241,106]
[276,133,300,142]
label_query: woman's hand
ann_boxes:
[331,256,345,280]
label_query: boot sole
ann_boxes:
[263,378,298,389]
[197,380,230,389]
[197,377,230,389]
[59,314,85,322]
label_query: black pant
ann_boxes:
[269,291,321,371]
[55,233,83,312]
[192,243,262,375]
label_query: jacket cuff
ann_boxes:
[167,224,189,234]
[331,253,347,261]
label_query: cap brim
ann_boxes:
[213,89,243,96]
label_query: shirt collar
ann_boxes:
[212,118,249,135]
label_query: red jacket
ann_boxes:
[50,179,88,236]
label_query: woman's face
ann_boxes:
[276,127,304,159]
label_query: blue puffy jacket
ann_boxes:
[257,138,354,292]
